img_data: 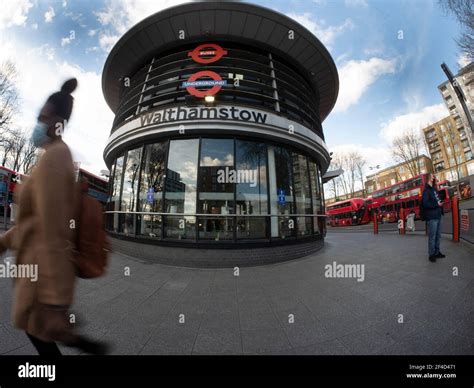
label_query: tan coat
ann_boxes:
[0,139,77,340]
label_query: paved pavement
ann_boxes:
[0,231,473,355]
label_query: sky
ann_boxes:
[0,0,468,180]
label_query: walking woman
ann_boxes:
[0,79,106,355]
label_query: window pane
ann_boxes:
[165,139,199,214]
[235,140,268,239]
[137,141,167,238]
[164,139,199,239]
[273,146,295,238]
[111,155,124,232]
[121,147,142,234]
[309,159,322,235]
[198,138,234,240]
[293,154,312,236]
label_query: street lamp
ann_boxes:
[369,165,381,191]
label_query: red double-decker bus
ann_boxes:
[369,173,452,223]
[326,198,370,226]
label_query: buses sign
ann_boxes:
[188,43,227,64]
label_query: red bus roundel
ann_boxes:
[185,70,225,98]
[188,43,227,64]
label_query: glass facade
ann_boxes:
[106,137,325,243]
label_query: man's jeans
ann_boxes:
[427,218,442,257]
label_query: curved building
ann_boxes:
[102,0,339,266]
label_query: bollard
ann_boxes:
[452,196,459,242]
[373,212,378,234]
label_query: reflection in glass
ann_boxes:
[137,142,167,238]
[121,147,142,235]
[111,155,124,232]
[309,159,322,234]
[198,138,234,240]
[274,146,295,238]
[165,139,199,239]
[235,140,268,239]
[293,153,312,236]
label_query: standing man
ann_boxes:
[422,173,445,262]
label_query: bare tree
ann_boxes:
[353,152,367,196]
[0,61,19,135]
[439,0,474,62]
[391,129,424,177]
[326,155,343,201]
[9,129,27,171]
[326,150,366,200]
[20,139,39,174]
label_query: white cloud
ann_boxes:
[44,6,55,23]
[457,52,472,69]
[31,23,38,30]
[94,0,190,52]
[0,36,113,175]
[379,103,448,143]
[85,46,99,54]
[330,143,393,171]
[334,57,398,113]
[29,43,55,61]
[345,0,368,7]
[287,13,354,47]
[62,0,67,7]
[98,34,120,52]
[88,29,97,37]
[61,37,72,47]
[0,0,33,29]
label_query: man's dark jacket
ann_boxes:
[421,183,443,220]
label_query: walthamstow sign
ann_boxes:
[139,106,267,127]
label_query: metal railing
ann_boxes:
[103,210,327,242]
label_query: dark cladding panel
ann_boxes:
[278,30,298,52]
[214,10,231,34]
[199,10,215,34]
[298,45,319,64]
[146,24,165,47]
[242,14,262,39]
[148,23,164,47]
[255,18,276,43]
[156,20,176,44]
[169,14,189,40]
[291,38,311,60]
[266,24,287,48]
[229,11,247,35]
[286,36,306,58]
[135,29,154,53]
[184,11,202,36]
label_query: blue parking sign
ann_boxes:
[278,188,285,205]
[147,187,154,204]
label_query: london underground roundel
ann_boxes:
[183,70,226,98]
[188,43,228,64]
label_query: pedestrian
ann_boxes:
[421,173,445,262]
[0,78,107,355]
